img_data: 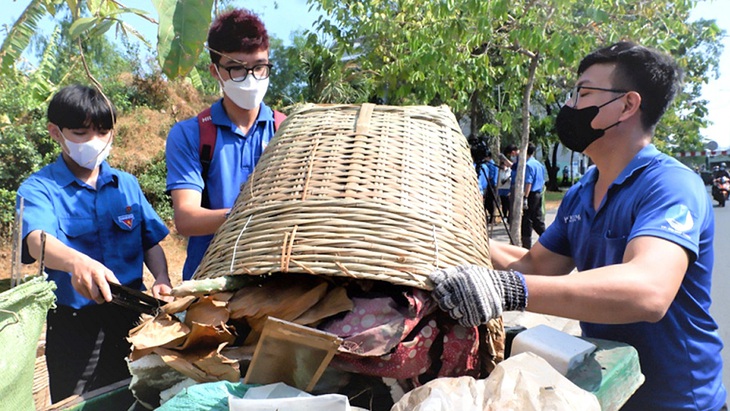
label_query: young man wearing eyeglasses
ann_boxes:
[166,9,282,280]
[430,42,726,410]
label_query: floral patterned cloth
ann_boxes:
[322,289,496,381]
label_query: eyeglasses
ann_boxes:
[565,85,628,107]
[217,63,272,82]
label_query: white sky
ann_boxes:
[2,0,729,148]
[690,0,730,149]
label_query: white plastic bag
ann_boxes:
[391,352,600,411]
[229,382,353,411]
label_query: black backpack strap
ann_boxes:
[197,107,216,209]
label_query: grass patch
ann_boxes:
[545,189,566,203]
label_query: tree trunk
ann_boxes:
[546,142,560,191]
[509,51,540,245]
[570,151,575,183]
[470,91,479,140]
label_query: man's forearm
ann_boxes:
[524,183,532,197]
[144,244,170,284]
[489,240,528,270]
[26,230,88,273]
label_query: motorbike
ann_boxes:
[712,176,730,207]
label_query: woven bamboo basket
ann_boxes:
[193,103,492,289]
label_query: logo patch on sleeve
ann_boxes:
[665,205,693,232]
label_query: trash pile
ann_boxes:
[127,103,505,409]
[127,273,505,409]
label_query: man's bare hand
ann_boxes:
[69,256,119,304]
[151,279,174,303]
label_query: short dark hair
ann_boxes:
[47,84,116,131]
[502,144,518,156]
[578,41,682,131]
[527,143,536,156]
[207,9,269,65]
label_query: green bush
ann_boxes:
[0,188,17,235]
[129,73,170,110]
[137,153,174,222]
[0,127,45,192]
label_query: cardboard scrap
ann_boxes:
[229,276,329,324]
[128,313,191,352]
[184,296,230,328]
[245,317,342,392]
[293,287,354,326]
[154,343,240,383]
[161,295,197,315]
[128,275,354,385]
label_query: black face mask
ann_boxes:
[554,95,624,153]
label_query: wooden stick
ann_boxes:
[10,197,24,288]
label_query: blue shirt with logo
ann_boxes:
[539,144,726,410]
[165,100,277,280]
[17,156,169,309]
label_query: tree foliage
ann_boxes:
[1,0,212,80]
[0,0,725,241]
[307,0,724,239]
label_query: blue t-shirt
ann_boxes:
[17,156,169,309]
[524,156,545,193]
[485,160,498,187]
[476,160,499,195]
[540,145,726,410]
[165,100,277,280]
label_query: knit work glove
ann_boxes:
[430,265,528,327]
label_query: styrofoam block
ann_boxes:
[510,324,597,375]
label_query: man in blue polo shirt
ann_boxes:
[517,143,546,248]
[473,145,499,224]
[17,85,171,402]
[166,9,280,280]
[430,42,726,410]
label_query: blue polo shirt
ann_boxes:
[475,163,488,194]
[540,144,726,410]
[17,156,169,309]
[165,100,277,280]
[485,160,499,187]
[524,156,545,193]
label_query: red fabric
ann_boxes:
[322,289,482,380]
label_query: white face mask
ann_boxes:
[59,129,112,170]
[215,65,269,110]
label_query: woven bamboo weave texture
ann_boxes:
[193,103,492,289]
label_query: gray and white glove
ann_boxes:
[430,265,528,327]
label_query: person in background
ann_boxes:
[430,41,726,410]
[482,151,499,224]
[166,9,281,280]
[518,143,546,248]
[713,162,730,180]
[501,143,518,168]
[17,84,171,402]
[497,159,512,224]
